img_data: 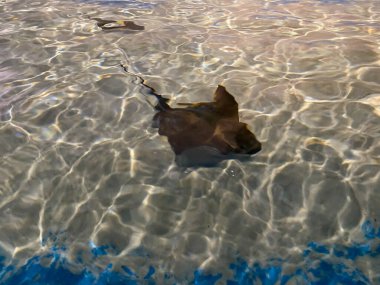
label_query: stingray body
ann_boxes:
[152,85,262,167]
[93,18,144,31]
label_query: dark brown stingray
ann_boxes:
[119,64,261,166]
[152,85,262,166]
[93,18,144,31]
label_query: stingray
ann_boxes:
[119,65,261,166]
[93,18,144,31]
[153,86,261,166]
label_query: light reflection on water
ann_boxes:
[0,0,380,283]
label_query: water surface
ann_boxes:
[0,0,380,283]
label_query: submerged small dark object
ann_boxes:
[93,18,144,31]
[152,85,262,167]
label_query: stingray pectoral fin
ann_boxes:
[213,85,237,105]
[152,113,160,128]
[235,123,262,154]
[213,85,238,118]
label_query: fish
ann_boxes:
[93,18,144,31]
[152,85,262,167]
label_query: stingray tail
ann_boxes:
[153,96,171,111]
[120,63,171,111]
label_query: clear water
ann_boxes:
[0,0,380,284]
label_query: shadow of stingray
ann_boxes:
[93,18,144,31]
[152,85,262,167]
